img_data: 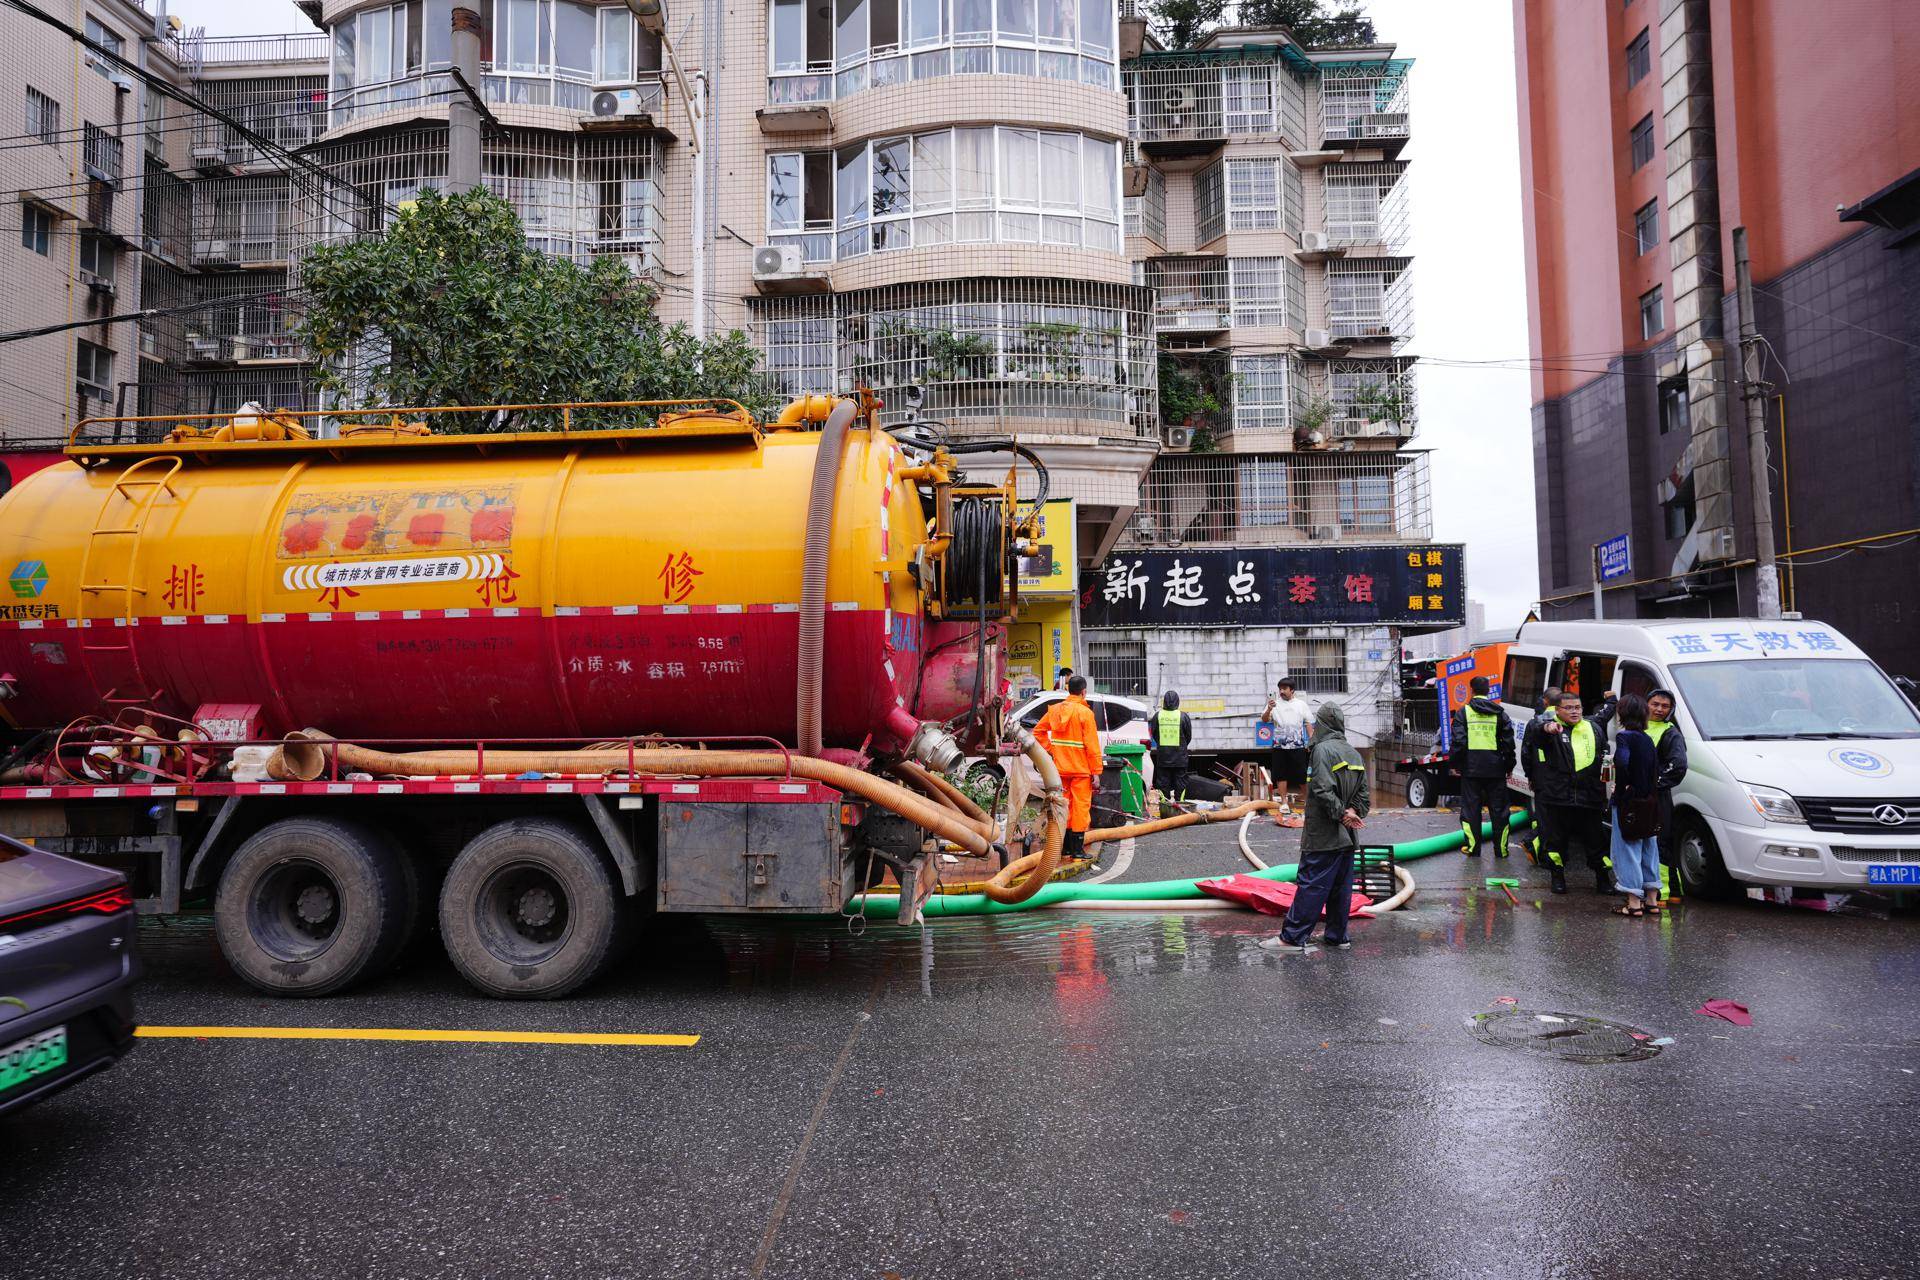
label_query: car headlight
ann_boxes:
[1742,783,1806,825]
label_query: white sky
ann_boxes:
[171,0,1542,632]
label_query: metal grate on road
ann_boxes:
[1466,1010,1663,1064]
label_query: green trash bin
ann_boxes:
[1104,742,1150,817]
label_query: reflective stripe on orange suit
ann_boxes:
[1034,696,1103,833]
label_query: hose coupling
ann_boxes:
[887,708,967,777]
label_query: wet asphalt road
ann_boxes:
[3,808,1918,1280]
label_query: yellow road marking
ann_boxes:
[135,1026,699,1047]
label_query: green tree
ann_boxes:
[1235,0,1376,47]
[296,188,775,430]
[1150,0,1227,50]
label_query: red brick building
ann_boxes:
[1514,0,1920,676]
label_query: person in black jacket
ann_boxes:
[1646,687,1690,896]
[1151,690,1194,809]
[1449,675,1517,858]
[1522,689,1617,895]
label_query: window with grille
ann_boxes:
[1088,640,1148,698]
[1236,456,1290,526]
[1639,284,1663,339]
[1626,28,1650,86]
[1287,636,1347,694]
[82,123,122,183]
[1629,113,1654,170]
[1229,257,1287,327]
[1633,198,1658,255]
[1225,157,1279,231]
[20,202,51,256]
[1231,355,1294,433]
[1193,160,1225,244]
[1221,63,1274,133]
[1337,475,1394,531]
[25,87,59,144]
[763,315,835,397]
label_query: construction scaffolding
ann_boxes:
[1118,449,1432,547]
[751,278,1157,439]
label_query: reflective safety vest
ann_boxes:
[1569,718,1597,773]
[1646,720,1673,746]
[1465,704,1500,751]
[1155,708,1183,747]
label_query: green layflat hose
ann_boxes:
[852,813,1533,919]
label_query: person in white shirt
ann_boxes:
[1262,678,1314,826]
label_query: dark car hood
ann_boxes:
[0,837,126,921]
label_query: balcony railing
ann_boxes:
[188,32,330,66]
[1124,52,1307,149]
[1326,257,1413,346]
[1319,62,1411,148]
[1143,256,1305,336]
[1119,450,1432,548]
[1323,161,1409,251]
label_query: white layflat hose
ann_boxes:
[1236,810,1417,913]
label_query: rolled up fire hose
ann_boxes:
[271,733,994,859]
[979,730,1067,906]
[850,815,1531,918]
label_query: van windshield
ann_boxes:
[1669,658,1920,740]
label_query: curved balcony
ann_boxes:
[752,278,1156,443]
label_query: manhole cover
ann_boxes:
[1466,1010,1663,1063]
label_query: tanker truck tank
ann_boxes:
[0,397,1012,762]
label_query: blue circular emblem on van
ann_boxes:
[1830,748,1892,778]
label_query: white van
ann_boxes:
[1499,619,1920,897]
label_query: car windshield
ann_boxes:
[1668,658,1920,740]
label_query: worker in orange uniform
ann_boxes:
[1034,674,1104,863]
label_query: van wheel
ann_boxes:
[1673,815,1736,901]
[215,817,417,997]
[439,818,629,999]
[1405,769,1435,809]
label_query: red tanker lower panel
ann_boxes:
[0,608,930,747]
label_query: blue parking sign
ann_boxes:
[1597,534,1631,582]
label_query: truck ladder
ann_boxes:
[76,455,183,707]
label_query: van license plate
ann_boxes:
[1866,865,1919,886]
[0,1025,67,1094]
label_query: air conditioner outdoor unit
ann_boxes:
[86,277,117,299]
[188,335,221,360]
[590,87,654,119]
[1299,231,1330,253]
[229,339,252,361]
[1304,327,1333,348]
[752,243,805,279]
[1308,523,1340,541]
[1162,424,1193,450]
[195,240,232,262]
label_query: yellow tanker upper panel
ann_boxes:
[1,423,926,624]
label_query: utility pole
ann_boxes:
[1589,544,1604,620]
[1732,226,1782,619]
[447,6,484,192]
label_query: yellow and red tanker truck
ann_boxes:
[0,395,1064,997]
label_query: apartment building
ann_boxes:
[1084,18,1455,753]
[1516,0,1920,676]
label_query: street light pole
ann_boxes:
[447,6,484,192]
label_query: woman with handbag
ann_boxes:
[1609,693,1664,917]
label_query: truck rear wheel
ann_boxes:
[438,818,627,999]
[1405,769,1435,809]
[215,817,417,997]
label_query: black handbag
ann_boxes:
[1619,794,1662,841]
